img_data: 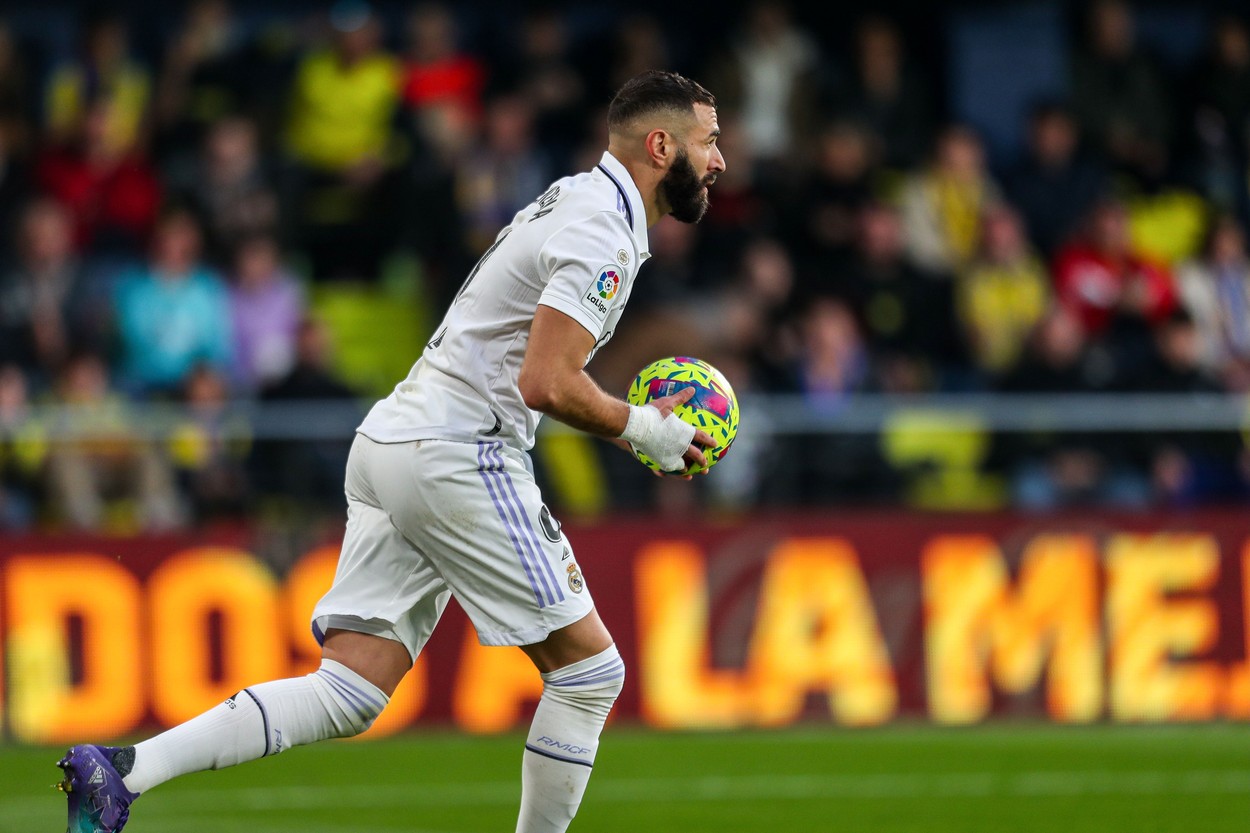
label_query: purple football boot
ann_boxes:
[56,745,139,833]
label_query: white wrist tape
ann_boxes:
[620,404,695,472]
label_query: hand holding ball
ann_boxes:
[623,356,740,475]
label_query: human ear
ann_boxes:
[645,129,672,166]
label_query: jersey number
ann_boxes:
[430,229,513,349]
[456,228,512,303]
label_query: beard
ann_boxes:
[660,148,714,224]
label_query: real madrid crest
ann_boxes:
[566,563,584,593]
[617,248,630,266]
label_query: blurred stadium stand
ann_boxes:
[0,0,1248,538]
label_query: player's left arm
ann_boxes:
[518,304,629,436]
[519,305,711,471]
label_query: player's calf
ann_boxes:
[517,644,626,833]
[57,658,389,830]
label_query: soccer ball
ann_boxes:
[625,356,740,474]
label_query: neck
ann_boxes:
[608,146,666,227]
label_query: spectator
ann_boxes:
[838,15,934,169]
[794,295,868,402]
[152,0,247,154]
[261,318,356,402]
[705,0,821,180]
[42,352,184,531]
[44,12,150,156]
[626,214,700,307]
[0,199,106,379]
[0,19,34,156]
[36,97,161,254]
[691,117,770,273]
[1175,214,1250,390]
[456,94,552,253]
[1127,309,1222,393]
[1053,198,1177,339]
[1005,102,1108,258]
[829,202,961,393]
[228,233,305,390]
[168,115,279,263]
[900,125,1002,275]
[494,8,585,164]
[956,205,1051,380]
[601,14,671,104]
[255,318,360,508]
[1127,310,1246,506]
[113,209,233,393]
[285,0,403,278]
[168,363,250,521]
[0,364,45,530]
[0,118,32,246]
[998,306,1149,509]
[1187,16,1250,215]
[999,305,1113,394]
[714,238,796,388]
[401,3,486,131]
[1191,17,1250,150]
[286,2,400,174]
[1071,0,1171,176]
[787,119,876,271]
[764,297,893,504]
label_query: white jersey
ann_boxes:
[358,151,651,450]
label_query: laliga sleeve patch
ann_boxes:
[581,265,623,321]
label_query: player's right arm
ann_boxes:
[519,305,712,473]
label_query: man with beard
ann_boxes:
[58,71,724,833]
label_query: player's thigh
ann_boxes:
[519,608,614,673]
[312,437,452,665]
[372,438,596,648]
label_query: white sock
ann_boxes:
[516,645,625,833]
[122,659,388,794]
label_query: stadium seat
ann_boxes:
[309,255,433,398]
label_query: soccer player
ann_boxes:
[58,69,725,833]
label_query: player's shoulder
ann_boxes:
[526,167,634,235]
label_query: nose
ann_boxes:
[710,144,726,174]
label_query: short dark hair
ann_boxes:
[607,71,716,132]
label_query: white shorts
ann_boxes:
[312,435,594,655]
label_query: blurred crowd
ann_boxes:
[1,0,1250,532]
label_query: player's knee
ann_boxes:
[312,659,390,739]
[540,645,625,719]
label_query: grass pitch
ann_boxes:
[1,724,1246,833]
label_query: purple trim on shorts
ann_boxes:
[478,441,551,607]
[487,442,565,605]
[487,441,561,605]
